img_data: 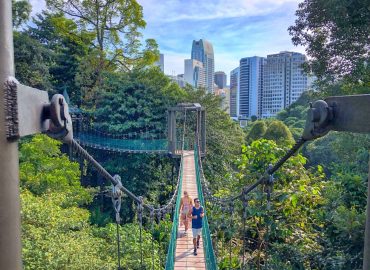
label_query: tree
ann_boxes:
[20,135,164,269]
[14,31,55,92]
[247,120,267,142]
[211,139,326,268]
[28,11,94,105]
[46,0,159,73]
[93,68,184,133]
[12,0,31,28]
[289,0,370,83]
[263,120,294,145]
[19,134,92,205]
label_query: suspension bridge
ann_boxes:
[1,1,370,269]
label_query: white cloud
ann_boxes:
[29,0,46,16]
[138,0,300,23]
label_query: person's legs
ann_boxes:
[184,215,188,232]
[197,235,200,248]
[192,228,199,255]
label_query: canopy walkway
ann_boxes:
[174,151,205,269]
[74,132,168,153]
[2,2,370,268]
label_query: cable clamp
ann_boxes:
[112,175,123,223]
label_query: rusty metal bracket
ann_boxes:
[302,94,370,141]
[4,77,49,140]
[3,77,73,142]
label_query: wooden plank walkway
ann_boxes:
[174,151,206,270]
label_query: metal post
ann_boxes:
[167,109,171,153]
[363,158,370,270]
[201,110,206,156]
[0,1,22,269]
[171,111,176,153]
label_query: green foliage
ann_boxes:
[14,31,54,92]
[94,68,184,133]
[19,135,165,269]
[28,11,94,104]
[263,120,294,145]
[21,190,116,270]
[12,0,31,28]
[218,139,326,268]
[19,135,92,206]
[247,121,267,142]
[289,0,370,83]
[46,0,159,73]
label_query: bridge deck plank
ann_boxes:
[174,151,206,270]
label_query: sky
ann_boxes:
[29,0,306,84]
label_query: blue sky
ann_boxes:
[30,0,305,83]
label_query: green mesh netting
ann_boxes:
[76,133,168,152]
[194,145,218,270]
[165,155,183,270]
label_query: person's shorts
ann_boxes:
[192,228,202,238]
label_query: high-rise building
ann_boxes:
[184,59,206,88]
[214,87,230,114]
[167,74,185,88]
[230,67,240,118]
[191,39,215,93]
[214,71,227,89]
[239,56,266,118]
[155,53,164,72]
[262,51,309,118]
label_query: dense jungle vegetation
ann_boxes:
[13,0,370,269]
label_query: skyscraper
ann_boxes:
[230,67,240,118]
[155,53,164,72]
[239,56,266,118]
[214,71,227,89]
[184,59,206,88]
[262,51,309,118]
[191,39,215,93]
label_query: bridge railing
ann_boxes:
[194,143,218,270]
[165,152,184,269]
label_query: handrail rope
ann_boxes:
[112,178,123,269]
[137,196,144,269]
[69,138,183,213]
[69,111,189,269]
[69,109,191,213]
[195,134,306,203]
[195,134,305,268]
[194,142,218,270]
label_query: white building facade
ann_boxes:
[191,39,215,93]
[184,59,206,88]
[229,67,240,119]
[262,51,309,118]
[239,56,266,118]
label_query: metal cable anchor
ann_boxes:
[112,175,123,223]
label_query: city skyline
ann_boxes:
[29,0,306,82]
[138,0,305,80]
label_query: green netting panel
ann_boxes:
[194,145,218,270]
[165,155,184,270]
[76,133,168,152]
